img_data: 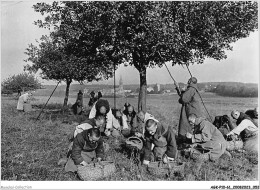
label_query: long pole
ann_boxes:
[114,62,116,109]
[186,64,193,78]
[36,81,61,121]
[157,51,181,96]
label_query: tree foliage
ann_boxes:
[25,2,117,106]
[25,34,113,83]
[1,73,41,94]
[30,1,258,111]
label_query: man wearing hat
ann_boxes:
[142,115,178,165]
[177,77,205,147]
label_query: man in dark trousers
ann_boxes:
[65,128,105,172]
[142,115,177,165]
[177,77,205,147]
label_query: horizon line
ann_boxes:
[41,81,259,86]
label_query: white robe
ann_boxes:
[17,93,29,110]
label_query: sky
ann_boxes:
[1,1,259,86]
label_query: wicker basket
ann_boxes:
[189,147,210,162]
[77,161,116,181]
[226,140,243,151]
[125,136,143,150]
[148,161,185,176]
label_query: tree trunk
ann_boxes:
[63,79,72,108]
[138,68,147,112]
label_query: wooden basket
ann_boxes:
[77,161,116,181]
[148,161,185,176]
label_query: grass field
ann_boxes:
[1,92,258,181]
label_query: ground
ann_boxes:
[1,93,258,181]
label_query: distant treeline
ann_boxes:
[209,84,258,97]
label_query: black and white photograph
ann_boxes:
[1,1,259,189]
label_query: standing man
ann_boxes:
[178,77,205,146]
[142,115,178,165]
[16,91,32,112]
[186,114,227,161]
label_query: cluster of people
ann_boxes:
[71,90,103,115]
[26,77,255,175]
[88,91,102,108]
[13,74,258,182]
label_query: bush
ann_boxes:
[210,84,258,97]
[1,73,42,94]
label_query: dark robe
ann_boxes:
[178,83,204,142]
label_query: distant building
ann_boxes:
[124,90,132,93]
[163,89,171,93]
[100,76,125,96]
[153,83,161,93]
[147,86,154,92]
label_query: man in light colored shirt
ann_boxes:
[227,119,258,137]
[227,110,258,153]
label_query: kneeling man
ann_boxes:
[227,110,258,153]
[65,128,104,172]
[186,114,227,161]
[143,115,178,165]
